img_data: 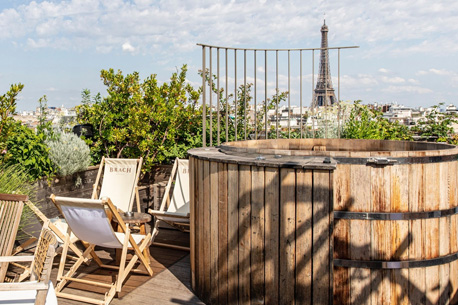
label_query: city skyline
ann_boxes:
[0,0,457,111]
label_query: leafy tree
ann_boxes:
[341,101,412,140]
[200,70,289,144]
[0,83,24,151]
[76,65,201,171]
[412,103,457,142]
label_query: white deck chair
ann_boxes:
[21,157,143,278]
[50,195,152,305]
[0,224,58,305]
[92,157,143,213]
[148,158,190,251]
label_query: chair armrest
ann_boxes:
[0,256,34,263]
[0,281,48,291]
[148,209,190,219]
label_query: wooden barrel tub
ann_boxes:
[188,139,458,304]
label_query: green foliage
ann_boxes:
[76,65,201,170]
[342,101,412,141]
[46,132,91,176]
[0,163,41,237]
[412,103,457,142]
[0,83,24,151]
[3,122,55,180]
[201,70,289,144]
[36,95,53,138]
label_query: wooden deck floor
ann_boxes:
[48,229,204,305]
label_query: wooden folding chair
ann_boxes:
[51,195,153,305]
[20,157,143,278]
[0,224,58,305]
[148,158,190,251]
[0,193,25,282]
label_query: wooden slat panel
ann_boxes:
[251,165,265,304]
[349,154,371,304]
[296,169,313,303]
[202,160,211,303]
[227,163,239,304]
[196,158,204,296]
[190,157,196,290]
[424,161,440,304]
[333,163,351,305]
[370,164,391,305]
[264,167,279,305]
[210,162,219,304]
[408,155,426,304]
[390,164,409,305]
[439,161,450,304]
[217,162,229,305]
[279,168,295,304]
[312,170,331,305]
[238,165,251,305]
[0,200,24,282]
[449,160,458,303]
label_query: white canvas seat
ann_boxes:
[51,195,152,305]
[0,225,58,305]
[148,158,190,251]
[93,157,143,213]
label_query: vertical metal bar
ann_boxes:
[276,50,279,139]
[264,50,268,139]
[300,50,303,139]
[338,48,341,138]
[244,49,247,140]
[217,48,221,145]
[288,49,291,138]
[202,46,206,147]
[324,46,328,139]
[234,50,237,141]
[312,50,315,138]
[209,48,213,146]
[254,51,257,140]
[225,49,229,142]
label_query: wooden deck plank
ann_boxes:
[52,229,204,305]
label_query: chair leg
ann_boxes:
[56,244,95,292]
[116,227,130,292]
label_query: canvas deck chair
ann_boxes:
[0,193,26,282]
[21,157,143,275]
[92,157,143,213]
[50,195,153,305]
[0,224,58,305]
[148,158,190,251]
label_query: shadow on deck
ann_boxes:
[52,229,204,305]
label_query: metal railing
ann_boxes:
[199,44,359,147]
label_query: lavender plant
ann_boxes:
[46,132,90,177]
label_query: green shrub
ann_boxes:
[4,122,55,180]
[0,163,40,238]
[46,132,90,176]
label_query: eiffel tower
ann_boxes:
[312,20,337,107]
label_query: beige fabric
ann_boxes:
[99,158,139,212]
[167,159,189,215]
[49,217,78,244]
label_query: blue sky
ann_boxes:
[1,0,457,111]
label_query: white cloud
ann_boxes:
[378,68,389,73]
[381,76,405,84]
[122,42,135,53]
[382,85,433,94]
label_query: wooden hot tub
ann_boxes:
[188,139,458,304]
